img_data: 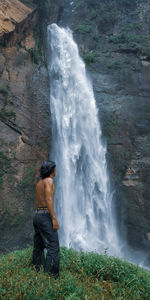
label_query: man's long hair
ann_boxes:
[40,161,56,179]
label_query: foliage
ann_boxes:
[89,2,118,33]
[64,0,84,8]
[131,63,141,72]
[82,50,99,64]
[0,247,150,299]
[123,58,141,72]
[33,0,56,53]
[0,107,16,121]
[93,34,100,42]
[0,85,16,121]
[109,30,150,55]
[75,23,93,34]
[107,60,121,70]
[0,86,9,98]
[115,0,139,9]
[28,48,41,64]
[33,0,53,20]
[0,152,11,188]
[87,0,139,10]
[109,32,150,45]
[17,163,37,192]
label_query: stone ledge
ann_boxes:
[0,0,34,37]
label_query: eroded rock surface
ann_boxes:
[0,1,51,253]
[59,0,150,258]
[0,0,34,36]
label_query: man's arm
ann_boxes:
[45,179,59,230]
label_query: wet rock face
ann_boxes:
[58,0,150,254]
[92,63,150,252]
[0,44,51,253]
[0,0,51,253]
[0,0,64,254]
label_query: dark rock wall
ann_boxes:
[0,0,150,256]
[59,0,150,254]
[0,48,51,253]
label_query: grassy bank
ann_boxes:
[0,247,150,299]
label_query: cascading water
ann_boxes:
[47,23,121,257]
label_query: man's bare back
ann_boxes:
[36,178,54,208]
[36,171,59,231]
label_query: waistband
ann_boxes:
[35,208,49,214]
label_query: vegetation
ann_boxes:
[33,0,53,20]
[93,35,100,42]
[88,2,118,33]
[64,0,84,9]
[0,151,11,188]
[109,32,150,46]
[115,0,139,9]
[107,60,121,70]
[75,23,93,34]
[0,247,150,299]
[0,107,16,121]
[0,85,16,121]
[0,86,9,98]
[27,48,41,64]
[32,0,57,54]
[109,29,150,55]
[82,50,99,64]
[88,0,139,10]
[17,163,37,192]
[123,58,141,72]
[131,63,141,72]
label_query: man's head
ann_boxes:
[40,161,56,179]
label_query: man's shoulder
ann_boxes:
[44,177,53,185]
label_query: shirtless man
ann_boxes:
[32,161,59,279]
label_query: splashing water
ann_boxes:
[47,23,121,256]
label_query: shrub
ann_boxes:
[108,60,121,70]
[0,107,16,121]
[88,2,117,33]
[0,86,9,98]
[116,0,138,9]
[28,48,41,64]
[75,23,93,34]
[82,50,99,64]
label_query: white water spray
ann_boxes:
[47,24,121,256]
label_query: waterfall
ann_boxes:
[47,23,121,257]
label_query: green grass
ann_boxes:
[0,247,150,299]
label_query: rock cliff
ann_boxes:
[0,0,51,252]
[0,0,150,263]
[0,0,33,36]
[60,0,150,259]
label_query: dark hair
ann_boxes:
[40,161,56,179]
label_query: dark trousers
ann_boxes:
[32,213,60,277]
